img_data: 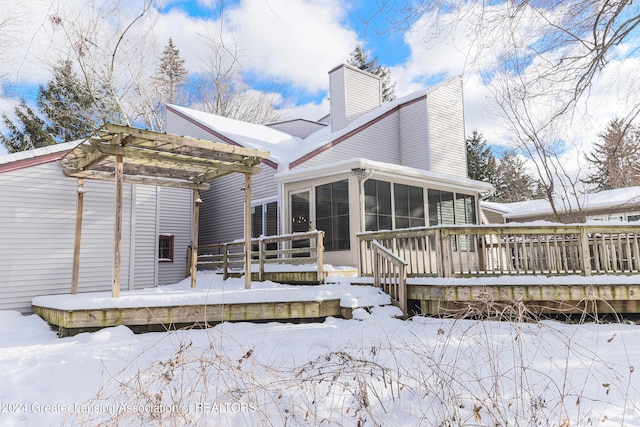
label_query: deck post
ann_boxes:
[316,231,325,282]
[223,244,229,280]
[112,153,123,298]
[259,238,265,282]
[244,173,252,289]
[71,177,85,294]
[191,189,201,288]
[580,227,592,276]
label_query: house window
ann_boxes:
[628,214,640,222]
[252,201,278,258]
[159,235,174,262]
[252,201,278,238]
[428,189,455,226]
[365,179,426,231]
[316,180,350,251]
[394,183,425,229]
[428,190,477,251]
[455,193,477,225]
[364,179,392,231]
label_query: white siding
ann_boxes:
[0,162,132,312]
[158,187,192,285]
[300,111,401,168]
[426,78,468,177]
[399,98,430,170]
[329,65,382,131]
[131,185,158,289]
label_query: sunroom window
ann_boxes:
[315,180,350,251]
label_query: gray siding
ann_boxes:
[199,173,245,244]
[198,164,278,245]
[158,187,192,284]
[399,98,430,170]
[167,111,279,245]
[0,162,131,312]
[426,78,468,177]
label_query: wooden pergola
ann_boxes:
[60,123,269,297]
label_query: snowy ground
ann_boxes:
[1,274,640,426]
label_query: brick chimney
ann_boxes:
[329,64,382,132]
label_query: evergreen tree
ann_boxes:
[584,118,640,192]
[466,130,496,183]
[38,59,101,142]
[347,45,396,102]
[154,38,188,104]
[492,150,538,203]
[0,101,55,153]
[1,59,104,152]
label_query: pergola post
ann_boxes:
[244,173,252,289]
[71,177,85,294]
[190,189,201,288]
[112,153,123,298]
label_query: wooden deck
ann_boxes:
[408,280,640,317]
[359,224,640,318]
[33,298,351,337]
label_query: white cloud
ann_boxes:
[223,0,359,93]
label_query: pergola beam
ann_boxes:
[96,144,262,177]
[104,123,270,159]
[64,170,211,191]
[61,123,270,298]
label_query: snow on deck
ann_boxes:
[31,271,390,311]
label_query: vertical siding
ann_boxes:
[132,185,158,289]
[0,162,134,312]
[399,98,430,170]
[158,187,192,285]
[426,78,468,177]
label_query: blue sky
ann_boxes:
[159,0,413,106]
[1,0,639,170]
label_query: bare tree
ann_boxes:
[46,0,160,129]
[192,31,281,124]
[374,1,640,221]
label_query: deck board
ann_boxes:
[33,299,346,337]
[407,282,640,316]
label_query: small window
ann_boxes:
[159,235,174,262]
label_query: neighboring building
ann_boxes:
[482,187,640,223]
[0,143,192,312]
[167,64,493,267]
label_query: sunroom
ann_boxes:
[275,158,494,267]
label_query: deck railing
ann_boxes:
[358,224,640,278]
[193,230,325,282]
[371,240,408,317]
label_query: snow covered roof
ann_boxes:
[0,140,80,166]
[482,186,640,219]
[167,86,436,168]
[168,104,300,165]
